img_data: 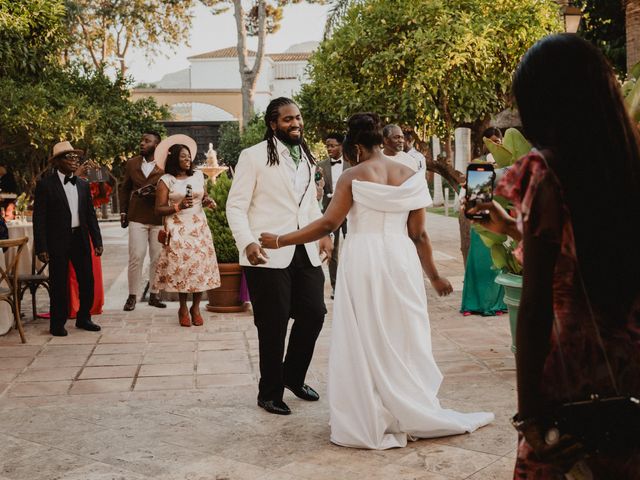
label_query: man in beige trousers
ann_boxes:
[118,131,166,311]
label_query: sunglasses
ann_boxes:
[63,153,80,160]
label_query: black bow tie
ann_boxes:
[64,175,76,185]
[331,159,342,165]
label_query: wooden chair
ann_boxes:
[18,246,50,320]
[0,236,29,343]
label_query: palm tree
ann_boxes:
[324,0,364,39]
[626,0,640,72]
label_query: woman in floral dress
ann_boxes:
[154,136,220,326]
[469,34,640,478]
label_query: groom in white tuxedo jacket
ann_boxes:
[227,97,333,415]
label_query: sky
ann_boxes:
[126,3,331,84]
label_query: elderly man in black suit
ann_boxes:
[317,132,349,299]
[33,141,103,337]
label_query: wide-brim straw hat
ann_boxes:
[154,134,197,170]
[49,141,84,161]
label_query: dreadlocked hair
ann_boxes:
[263,97,315,166]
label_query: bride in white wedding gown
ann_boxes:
[259,113,494,449]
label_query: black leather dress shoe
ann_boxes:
[285,384,320,401]
[257,398,291,415]
[50,327,68,337]
[75,319,101,332]
[148,294,167,308]
[123,295,136,311]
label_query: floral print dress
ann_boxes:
[153,170,221,293]
[496,151,640,479]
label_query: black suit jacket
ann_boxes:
[318,157,351,212]
[33,171,102,255]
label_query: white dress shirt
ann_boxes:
[281,146,311,204]
[57,170,80,228]
[331,157,344,192]
[386,151,420,172]
[407,147,426,171]
[141,158,156,178]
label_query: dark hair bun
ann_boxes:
[346,112,383,148]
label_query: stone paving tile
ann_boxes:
[196,373,255,388]
[86,353,143,366]
[79,365,139,379]
[467,456,516,479]
[134,375,194,391]
[8,380,71,397]
[30,354,89,368]
[93,343,147,355]
[138,363,194,377]
[47,333,100,345]
[16,366,80,382]
[396,443,501,479]
[0,369,21,382]
[0,346,41,358]
[146,342,195,353]
[0,357,32,370]
[39,344,94,356]
[142,351,194,365]
[69,378,134,395]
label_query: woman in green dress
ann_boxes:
[460,127,507,316]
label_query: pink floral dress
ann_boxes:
[496,151,640,479]
[153,170,221,293]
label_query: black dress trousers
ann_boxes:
[244,245,326,401]
[49,228,94,330]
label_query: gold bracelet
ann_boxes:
[276,236,280,248]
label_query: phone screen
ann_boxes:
[465,166,494,218]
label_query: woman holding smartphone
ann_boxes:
[468,34,640,478]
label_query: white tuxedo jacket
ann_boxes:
[227,139,323,269]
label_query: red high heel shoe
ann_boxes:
[191,312,204,326]
[179,311,191,327]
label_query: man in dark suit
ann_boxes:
[118,131,166,311]
[33,141,103,337]
[317,132,348,298]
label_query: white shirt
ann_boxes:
[57,170,80,228]
[385,151,420,172]
[281,145,311,204]
[141,158,156,178]
[407,147,426,171]
[330,157,344,192]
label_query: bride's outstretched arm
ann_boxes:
[260,173,354,248]
[407,208,453,296]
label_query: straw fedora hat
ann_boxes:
[154,134,197,170]
[49,141,84,162]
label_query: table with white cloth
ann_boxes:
[0,221,36,335]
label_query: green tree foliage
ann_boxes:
[0,0,169,193]
[575,0,626,75]
[0,0,67,77]
[298,0,561,185]
[216,114,265,168]
[65,0,197,75]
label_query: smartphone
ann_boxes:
[464,163,495,220]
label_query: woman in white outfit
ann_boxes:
[260,113,493,449]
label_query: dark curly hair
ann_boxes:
[263,97,315,166]
[164,144,194,177]
[342,113,384,163]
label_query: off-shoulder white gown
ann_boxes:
[328,173,494,449]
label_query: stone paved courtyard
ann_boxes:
[0,214,518,479]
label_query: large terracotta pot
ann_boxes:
[206,263,247,313]
[495,272,523,354]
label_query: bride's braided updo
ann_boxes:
[342,113,384,164]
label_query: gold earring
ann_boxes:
[356,147,361,164]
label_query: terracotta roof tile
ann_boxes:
[188,48,311,62]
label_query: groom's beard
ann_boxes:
[275,127,303,146]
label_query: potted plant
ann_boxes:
[473,128,531,352]
[205,173,247,313]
